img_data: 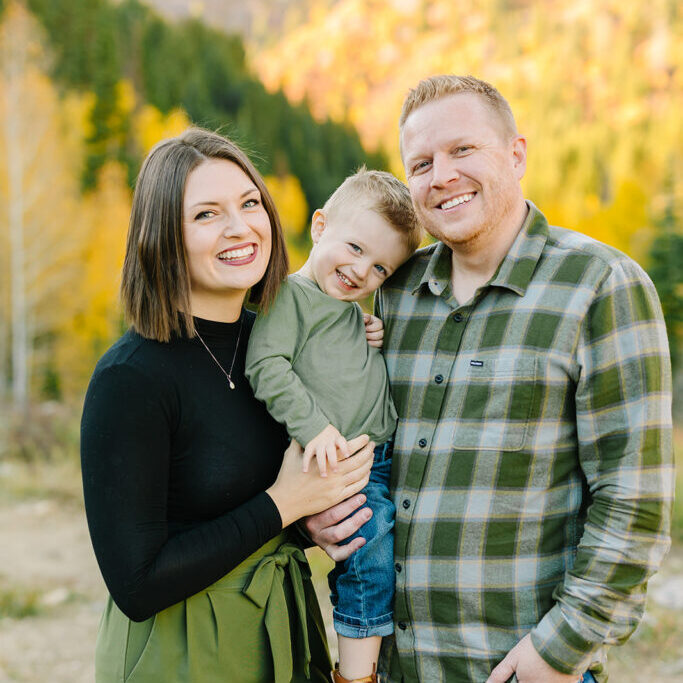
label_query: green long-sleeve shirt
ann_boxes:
[245,273,397,447]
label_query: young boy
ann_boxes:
[245,168,421,683]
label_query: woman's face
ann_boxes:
[182,159,272,321]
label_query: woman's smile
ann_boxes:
[217,242,258,265]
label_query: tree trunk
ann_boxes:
[3,21,29,410]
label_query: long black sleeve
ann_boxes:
[81,314,288,621]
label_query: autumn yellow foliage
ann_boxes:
[264,173,310,270]
[253,0,682,257]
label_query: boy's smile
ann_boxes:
[300,204,412,302]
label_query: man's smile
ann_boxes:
[438,192,476,210]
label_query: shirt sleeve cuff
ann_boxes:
[246,490,284,536]
[530,605,600,675]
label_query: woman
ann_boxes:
[80,128,374,683]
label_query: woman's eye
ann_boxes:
[195,210,215,220]
[349,243,362,253]
[243,198,260,209]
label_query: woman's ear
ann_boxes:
[310,209,326,244]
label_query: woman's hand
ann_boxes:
[266,435,374,528]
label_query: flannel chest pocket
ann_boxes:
[452,356,538,451]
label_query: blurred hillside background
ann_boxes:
[0,0,681,681]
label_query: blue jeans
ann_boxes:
[328,440,395,638]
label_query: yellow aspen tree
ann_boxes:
[0,1,82,408]
[54,161,130,397]
[132,103,191,155]
[264,174,309,271]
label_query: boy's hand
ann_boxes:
[303,424,349,477]
[364,314,384,348]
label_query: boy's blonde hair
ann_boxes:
[399,74,518,140]
[322,167,422,252]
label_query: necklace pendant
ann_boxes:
[228,378,235,390]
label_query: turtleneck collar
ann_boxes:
[190,311,247,349]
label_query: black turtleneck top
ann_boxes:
[80,311,288,622]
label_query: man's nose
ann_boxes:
[430,152,460,188]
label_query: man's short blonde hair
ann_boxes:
[400,74,518,140]
[323,167,422,252]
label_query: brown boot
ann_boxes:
[330,663,379,683]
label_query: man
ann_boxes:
[305,75,673,683]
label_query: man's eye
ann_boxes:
[349,243,362,253]
[455,146,473,155]
[411,160,431,175]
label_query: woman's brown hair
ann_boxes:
[120,128,289,341]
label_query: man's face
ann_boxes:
[401,93,526,251]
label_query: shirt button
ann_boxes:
[398,621,407,630]
[395,562,402,573]
[418,438,427,448]
[435,374,444,384]
[402,499,411,509]
[453,313,464,322]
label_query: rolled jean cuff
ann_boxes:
[333,612,394,639]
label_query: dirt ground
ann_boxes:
[0,463,681,682]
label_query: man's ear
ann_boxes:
[511,135,527,180]
[310,209,327,244]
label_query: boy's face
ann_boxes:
[308,204,412,302]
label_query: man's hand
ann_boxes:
[486,635,581,683]
[303,493,373,561]
[364,314,384,348]
[303,424,349,477]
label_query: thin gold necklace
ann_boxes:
[194,312,244,390]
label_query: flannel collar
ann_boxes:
[413,201,549,298]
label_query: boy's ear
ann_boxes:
[310,209,326,244]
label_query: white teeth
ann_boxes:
[337,271,355,287]
[441,193,475,210]
[218,245,254,260]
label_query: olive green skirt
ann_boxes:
[95,534,331,682]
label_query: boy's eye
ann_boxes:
[349,243,362,253]
[374,264,387,275]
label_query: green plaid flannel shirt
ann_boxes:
[376,203,673,683]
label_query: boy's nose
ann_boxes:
[351,260,371,281]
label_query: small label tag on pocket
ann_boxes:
[470,360,484,367]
